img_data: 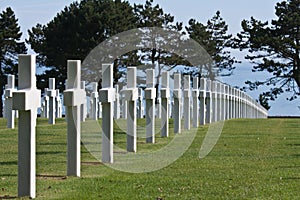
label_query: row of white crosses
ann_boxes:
[11,56,87,198]
[10,55,267,198]
[98,65,268,164]
[40,78,63,122]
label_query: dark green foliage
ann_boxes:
[0,7,27,117]
[258,94,271,110]
[236,0,300,101]
[27,0,137,91]
[133,0,187,102]
[186,11,238,80]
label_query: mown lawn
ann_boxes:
[0,117,299,199]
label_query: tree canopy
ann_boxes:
[0,7,27,117]
[236,0,300,101]
[27,0,137,91]
[186,11,238,80]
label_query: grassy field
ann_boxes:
[0,117,300,199]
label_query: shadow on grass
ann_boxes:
[37,151,65,155]
[0,174,17,177]
[39,142,66,146]
[286,143,300,146]
[81,161,102,166]
[282,177,300,180]
[289,154,300,157]
[0,195,17,199]
[0,161,17,165]
[37,174,67,180]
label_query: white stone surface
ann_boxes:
[121,86,127,118]
[47,78,56,124]
[80,81,87,122]
[113,85,120,119]
[4,75,16,128]
[124,67,138,152]
[13,55,41,199]
[63,60,85,177]
[145,69,156,143]
[173,73,181,133]
[192,77,199,127]
[199,78,206,125]
[211,81,217,123]
[205,80,212,124]
[184,75,191,130]
[137,88,143,118]
[99,64,115,163]
[160,71,170,137]
[90,82,99,120]
[55,89,62,118]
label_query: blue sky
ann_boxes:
[0,0,299,116]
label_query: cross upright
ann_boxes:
[192,77,199,128]
[183,75,191,130]
[145,69,156,143]
[47,78,56,124]
[99,64,115,163]
[13,55,41,199]
[63,60,86,177]
[173,73,181,133]
[4,75,16,128]
[160,71,170,137]
[124,67,138,152]
[199,78,207,125]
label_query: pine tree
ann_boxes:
[186,11,238,80]
[0,7,27,117]
[236,0,300,101]
[27,0,137,92]
[133,0,187,102]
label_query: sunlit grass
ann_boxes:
[0,117,299,199]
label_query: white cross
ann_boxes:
[99,64,115,163]
[4,75,16,128]
[12,55,41,199]
[63,60,85,177]
[123,67,138,152]
[145,69,156,143]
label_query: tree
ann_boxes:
[0,7,27,117]
[235,0,300,101]
[186,11,238,80]
[133,0,187,102]
[258,94,271,111]
[27,0,137,92]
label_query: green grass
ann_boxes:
[0,117,300,199]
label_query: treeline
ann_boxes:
[1,0,300,117]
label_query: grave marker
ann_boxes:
[114,85,120,119]
[47,78,56,124]
[124,67,138,152]
[137,88,143,118]
[91,82,99,120]
[205,80,212,124]
[63,60,85,176]
[160,71,170,137]
[199,78,206,125]
[4,75,16,128]
[13,55,41,198]
[145,69,156,143]
[99,64,115,162]
[192,77,199,127]
[80,81,87,122]
[184,75,191,130]
[173,73,181,133]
